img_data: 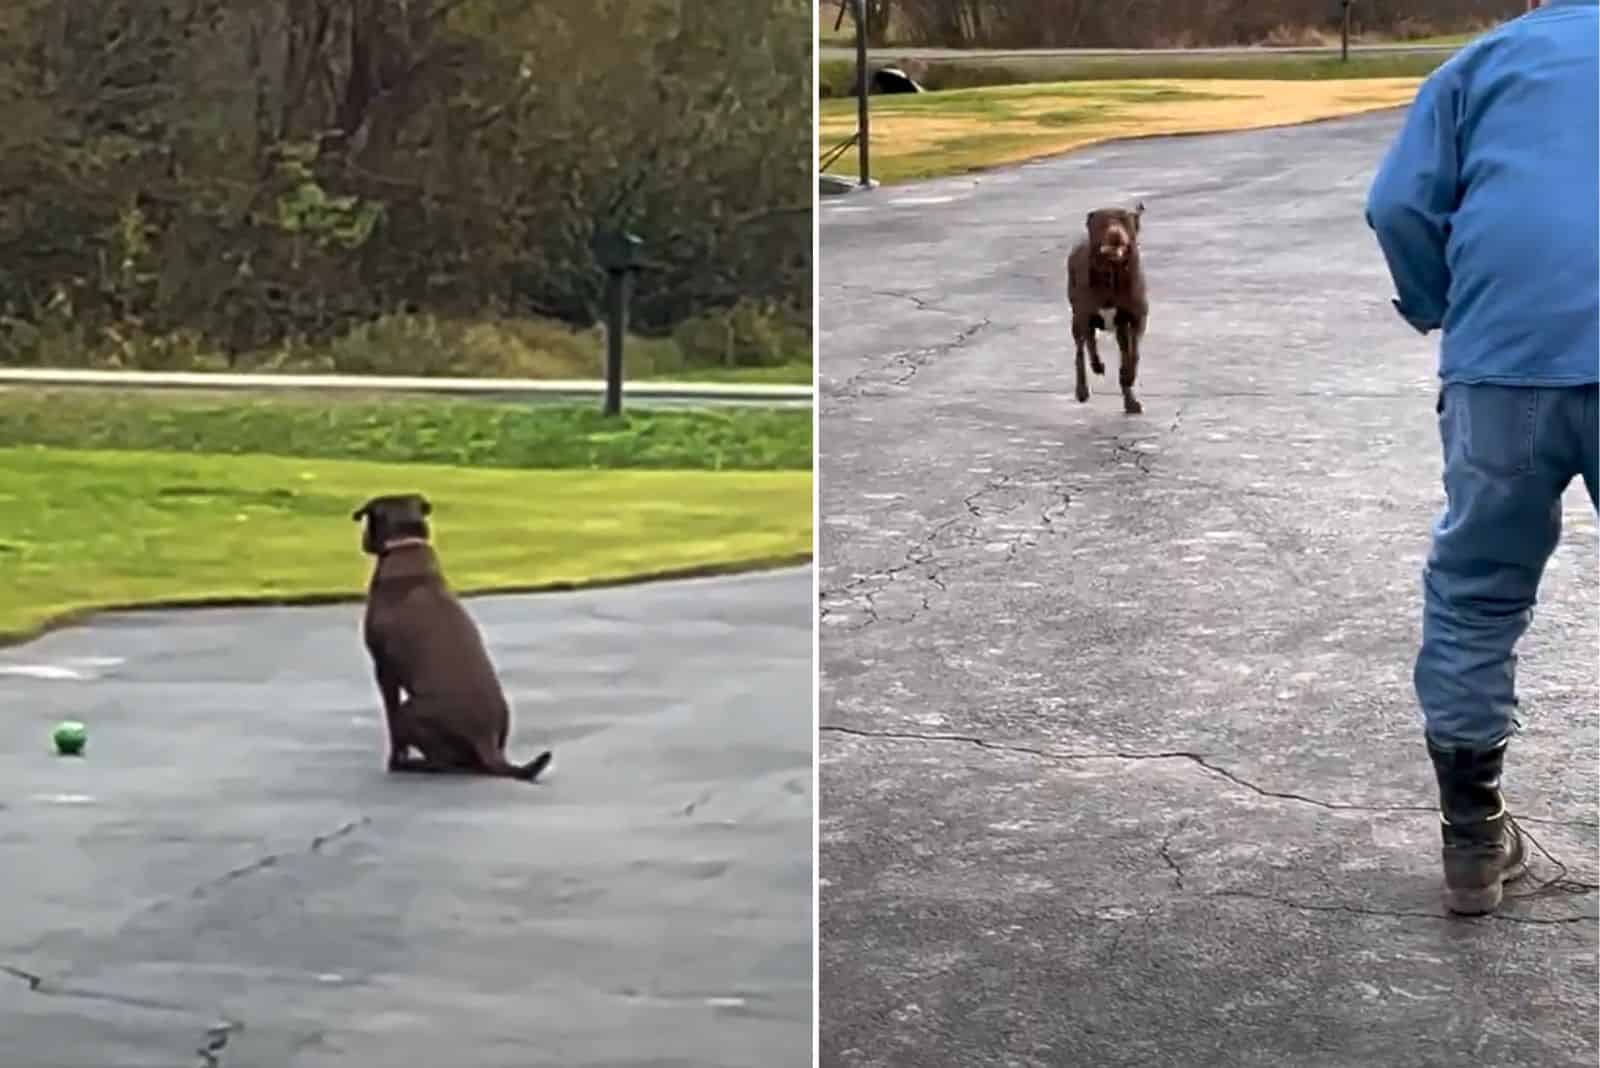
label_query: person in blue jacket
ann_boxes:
[1366,0,1598,916]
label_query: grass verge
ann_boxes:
[0,389,813,471]
[818,77,1422,184]
[0,447,812,643]
[818,49,1448,97]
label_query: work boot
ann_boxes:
[1426,740,1528,915]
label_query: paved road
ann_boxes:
[818,111,1597,1068]
[817,42,1460,61]
[0,369,814,410]
[0,568,812,1067]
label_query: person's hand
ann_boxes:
[1393,298,1441,335]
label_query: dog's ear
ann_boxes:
[1085,211,1097,230]
[352,500,373,523]
[413,494,432,517]
[1131,202,1145,231]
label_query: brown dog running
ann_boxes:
[1067,203,1149,415]
[352,493,551,782]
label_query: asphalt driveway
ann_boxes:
[1,567,813,1068]
[818,112,1597,1067]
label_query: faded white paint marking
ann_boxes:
[31,794,96,805]
[0,665,89,681]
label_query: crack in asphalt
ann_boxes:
[1,961,245,1022]
[873,289,948,313]
[1,963,42,989]
[824,317,993,399]
[185,816,370,903]
[1210,889,1596,927]
[832,284,961,315]
[816,725,1597,831]
[819,726,1596,924]
[3,963,245,1067]
[74,813,375,997]
[890,318,992,388]
[819,470,1068,629]
[0,822,365,1065]
[820,465,1083,631]
[1156,820,1189,891]
[196,1021,239,1068]
[1108,437,1156,475]
[1106,405,1186,476]
[819,556,925,630]
[0,821,364,1068]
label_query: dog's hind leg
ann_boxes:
[1114,313,1143,415]
[387,707,479,774]
[371,659,413,769]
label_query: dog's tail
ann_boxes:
[479,746,553,783]
[514,750,553,782]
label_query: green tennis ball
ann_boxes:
[53,720,86,756]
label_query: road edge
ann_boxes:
[820,103,1412,190]
[0,552,815,650]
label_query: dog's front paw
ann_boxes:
[1075,382,1090,403]
[1089,357,1104,376]
[1123,397,1144,415]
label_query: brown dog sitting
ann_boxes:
[1067,203,1149,415]
[352,493,552,782]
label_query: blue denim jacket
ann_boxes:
[1366,0,1599,387]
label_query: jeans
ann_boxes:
[1414,383,1599,750]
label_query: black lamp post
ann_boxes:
[591,226,643,417]
[854,0,870,187]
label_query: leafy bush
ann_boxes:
[0,307,808,380]
[673,300,810,369]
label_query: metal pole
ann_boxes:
[1341,1,1351,62]
[603,268,629,417]
[855,0,870,187]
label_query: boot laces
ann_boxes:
[1503,816,1600,901]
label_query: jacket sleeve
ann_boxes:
[1365,72,1462,335]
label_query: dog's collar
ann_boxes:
[379,537,431,555]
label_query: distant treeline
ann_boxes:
[0,1,811,369]
[848,0,1523,48]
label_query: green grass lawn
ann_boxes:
[819,76,1421,183]
[0,389,813,642]
[818,50,1449,97]
[0,389,812,471]
[0,447,812,642]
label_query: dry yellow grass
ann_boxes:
[819,78,1422,183]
